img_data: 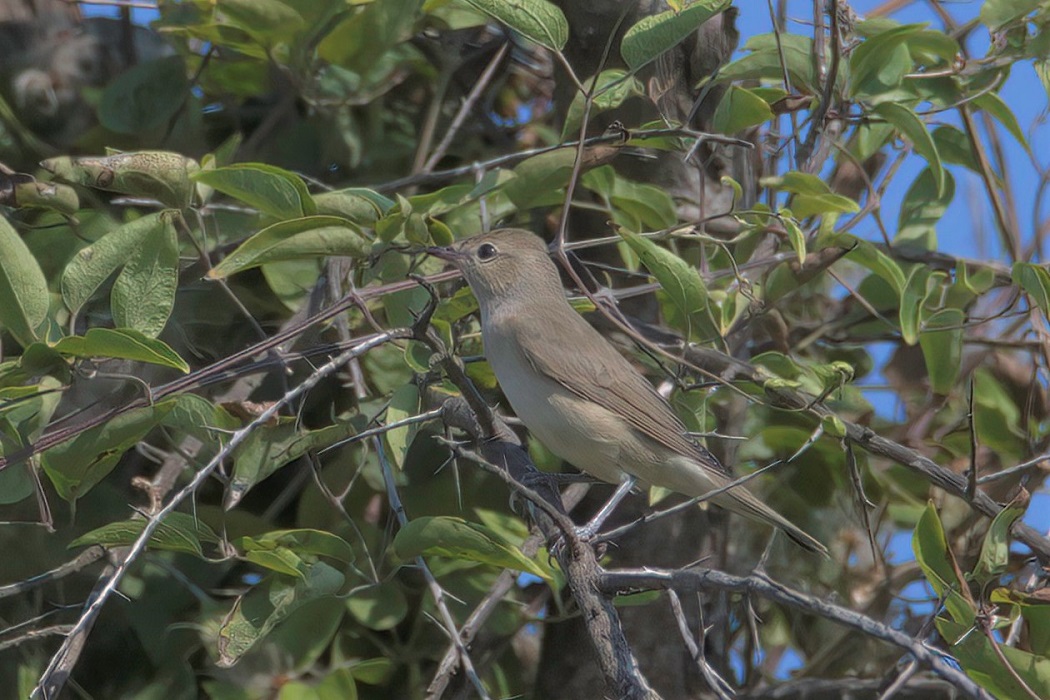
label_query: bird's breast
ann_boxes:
[483,323,633,484]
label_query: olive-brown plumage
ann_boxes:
[430,228,826,555]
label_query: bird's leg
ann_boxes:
[575,475,636,540]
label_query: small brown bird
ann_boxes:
[429,228,827,555]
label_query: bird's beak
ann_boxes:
[426,245,465,262]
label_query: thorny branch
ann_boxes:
[601,567,994,700]
[31,329,412,700]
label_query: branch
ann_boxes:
[31,329,411,700]
[600,567,994,700]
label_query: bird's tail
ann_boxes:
[716,486,829,557]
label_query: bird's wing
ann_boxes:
[514,310,730,475]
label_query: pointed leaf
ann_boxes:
[919,308,964,394]
[62,210,177,314]
[0,214,49,347]
[111,211,180,337]
[70,511,220,557]
[217,562,344,666]
[54,328,190,373]
[873,102,945,195]
[192,163,316,219]
[41,401,176,502]
[461,0,568,51]
[393,516,550,580]
[621,0,731,71]
[207,216,369,279]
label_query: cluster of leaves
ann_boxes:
[0,0,1049,698]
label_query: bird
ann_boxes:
[428,228,827,555]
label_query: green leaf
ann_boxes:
[973,92,1029,150]
[621,0,731,71]
[461,0,568,51]
[345,582,408,631]
[834,235,906,294]
[849,24,924,97]
[348,658,394,685]
[562,69,643,138]
[912,501,975,626]
[502,147,581,209]
[763,172,859,218]
[918,308,964,395]
[54,328,190,373]
[42,152,199,209]
[873,102,945,196]
[217,562,345,667]
[938,617,1050,700]
[1012,262,1050,317]
[393,516,550,580]
[207,216,370,279]
[98,56,189,135]
[318,0,423,70]
[712,85,773,134]
[70,511,220,557]
[0,214,49,347]
[62,210,180,315]
[979,0,1040,30]
[897,167,955,248]
[192,163,316,219]
[239,529,355,579]
[781,213,807,264]
[41,401,175,503]
[899,266,930,346]
[217,0,306,44]
[618,230,718,342]
[384,384,420,469]
[718,33,819,93]
[312,188,391,225]
[315,669,359,700]
[932,125,981,172]
[227,419,361,509]
[110,212,180,337]
[0,376,63,504]
[974,490,1029,585]
[582,166,677,230]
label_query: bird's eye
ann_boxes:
[477,243,498,260]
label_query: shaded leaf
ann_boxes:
[217,562,345,666]
[70,511,220,557]
[227,419,361,509]
[912,502,975,626]
[1012,262,1050,318]
[0,214,49,347]
[393,516,549,580]
[98,56,189,134]
[41,401,176,502]
[345,582,408,631]
[919,308,964,395]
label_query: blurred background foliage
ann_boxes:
[1,0,1049,698]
